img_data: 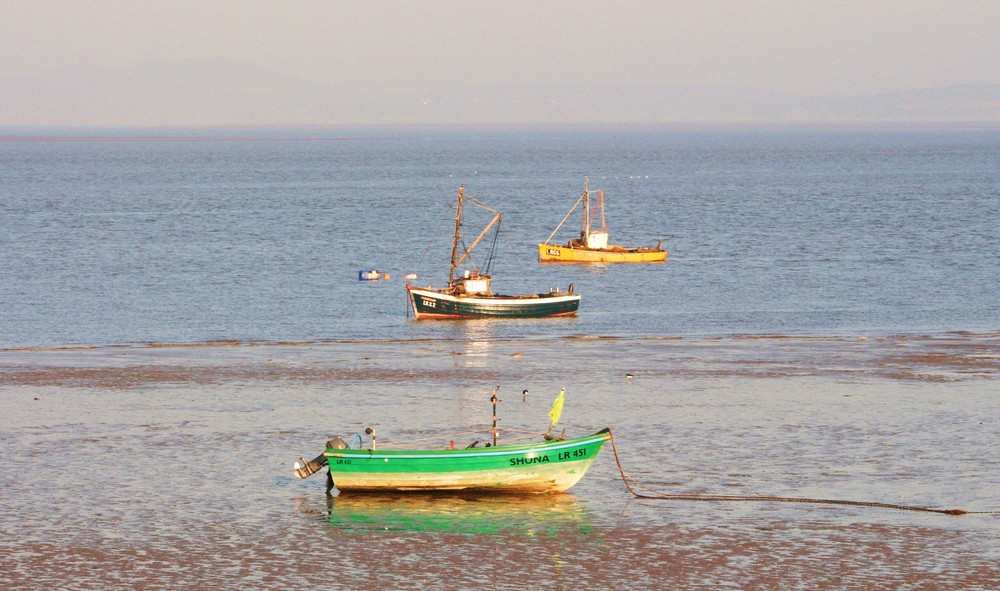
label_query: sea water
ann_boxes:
[2,127,998,348]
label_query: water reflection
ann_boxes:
[461,336,493,367]
[321,493,593,536]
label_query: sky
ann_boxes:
[2,1,999,126]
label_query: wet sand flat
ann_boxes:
[2,335,998,590]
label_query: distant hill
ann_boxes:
[2,58,998,126]
[795,85,1000,123]
[0,58,335,126]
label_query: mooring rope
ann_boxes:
[607,429,997,516]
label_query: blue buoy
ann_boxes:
[359,269,389,281]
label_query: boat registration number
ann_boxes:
[557,447,588,461]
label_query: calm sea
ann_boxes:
[2,127,998,348]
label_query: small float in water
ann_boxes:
[358,269,390,281]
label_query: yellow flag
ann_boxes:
[548,388,565,426]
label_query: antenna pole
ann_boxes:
[491,385,500,446]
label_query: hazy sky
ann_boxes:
[3,1,1000,125]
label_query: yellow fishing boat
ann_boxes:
[538,178,667,263]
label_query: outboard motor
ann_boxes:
[293,437,348,479]
[293,454,327,479]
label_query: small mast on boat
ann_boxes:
[576,176,608,250]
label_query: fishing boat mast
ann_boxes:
[579,176,607,245]
[446,186,503,289]
[448,186,465,284]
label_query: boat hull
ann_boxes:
[324,430,610,493]
[538,243,667,263]
[406,284,580,319]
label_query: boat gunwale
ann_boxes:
[325,429,610,460]
[538,242,665,254]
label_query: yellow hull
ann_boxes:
[538,243,667,263]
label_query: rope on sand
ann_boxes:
[607,429,998,516]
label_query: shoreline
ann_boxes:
[4,329,999,353]
[3,331,997,388]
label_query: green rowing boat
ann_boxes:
[295,428,611,494]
